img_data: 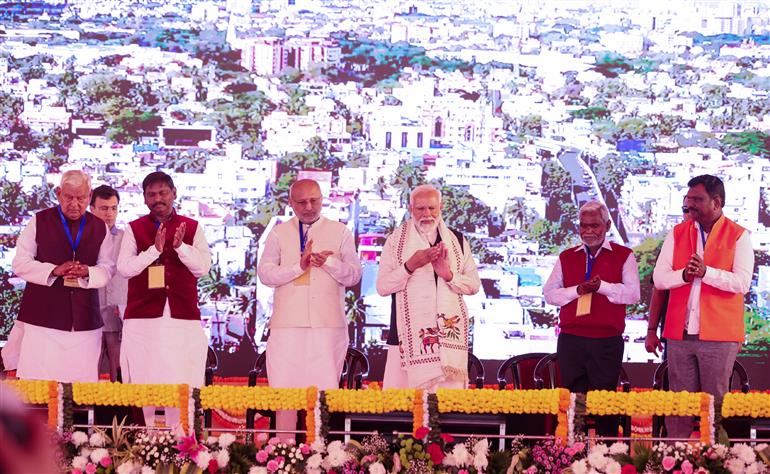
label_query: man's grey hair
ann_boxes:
[579,200,610,223]
[59,170,91,190]
[409,184,441,205]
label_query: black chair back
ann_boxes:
[468,352,485,388]
[340,347,369,389]
[496,352,550,390]
[205,347,218,386]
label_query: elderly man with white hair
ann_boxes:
[11,170,115,382]
[543,200,639,437]
[377,184,481,391]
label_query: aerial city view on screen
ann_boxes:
[0,0,769,367]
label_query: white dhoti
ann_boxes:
[120,317,208,386]
[17,324,102,382]
[1,321,24,371]
[121,316,207,428]
[267,327,348,439]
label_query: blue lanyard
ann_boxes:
[56,206,86,259]
[299,222,308,252]
[584,246,594,281]
[699,226,707,250]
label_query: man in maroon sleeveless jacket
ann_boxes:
[11,170,115,382]
[544,201,640,437]
[117,172,211,428]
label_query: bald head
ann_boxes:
[289,179,323,224]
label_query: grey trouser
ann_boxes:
[665,337,740,439]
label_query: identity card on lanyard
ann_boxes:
[576,247,594,317]
[148,220,165,289]
[57,207,86,288]
[294,222,311,286]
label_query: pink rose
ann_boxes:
[662,456,677,471]
[85,463,97,474]
[414,426,430,439]
[681,460,693,474]
[71,470,83,474]
[427,443,444,465]
[459,470,470,474]
[572,442,586,452]
[266,459,279,472]
[256,450,269,463]
[100,456,112,467]
[300,444,310,455]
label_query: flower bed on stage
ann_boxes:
[57,426,770,474]
[7,381,770,473]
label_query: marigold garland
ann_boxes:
[71,382,183,408]
[305,386,318,444]
[701,393,715,444]
[47,381,59,431]
[436,388,568,415]
[178,384,190,434]
[325,388,416,413]
[0,380,59,430]
[722,392,770,418]
[586,390,709,417]
[199,386,308,411]
[555,387,571,443]
[411,388,425,436]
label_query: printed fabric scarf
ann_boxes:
[394,218,469,389]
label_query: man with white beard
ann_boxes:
[377,184,480,390]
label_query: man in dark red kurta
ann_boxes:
[117,172,211,428]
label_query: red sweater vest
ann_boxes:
[17,207,106,331]
[124,213,201,320]
[558,242,633,338]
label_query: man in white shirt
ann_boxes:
[653,175,753,439]
[11,170,114,382]
[90,185,127,382]
[257,179,362,440]
[118,172,211,428]
[543,200,639,437]
[376,184,480,391]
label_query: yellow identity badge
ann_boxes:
[148,265,165,289]
[294,269,310,286]
[576,292,592,316]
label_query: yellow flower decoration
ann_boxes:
[2,380,54,404]
[723,392,770,418]
[586,390,706,417]
[72,382,183,408]
[199,386,308,411]
[325,388,416,414]
[436,388,567,415]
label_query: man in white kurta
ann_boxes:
[11,170,114,383]
[376,184,481,390]
[258,179,362,439]
[118,172,211,428]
